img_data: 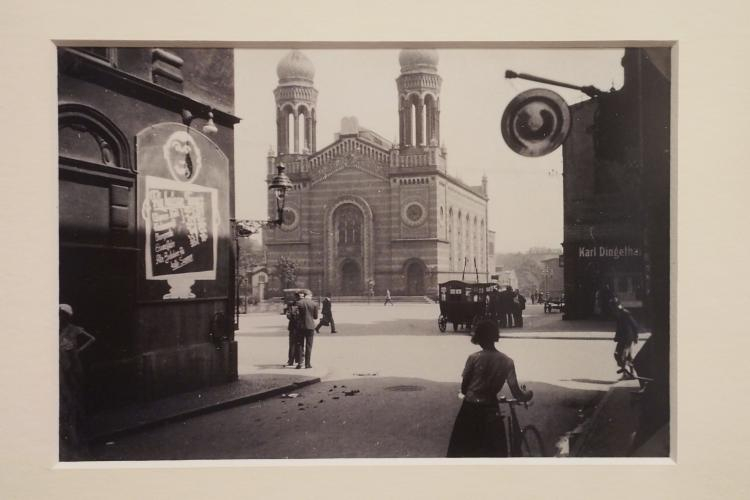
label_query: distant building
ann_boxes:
[264,50,494,296]
[493,268,519,290]
[561,48,670,318]
[58,47,240,412]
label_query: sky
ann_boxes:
[234,48,624,253]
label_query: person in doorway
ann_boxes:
[384,289,394,306]
[447,320,533,457]
[513,289,526,328]
[613,299,639,379]
[315,294,337,334]
[295,291,319,369]
[59,304,96,459]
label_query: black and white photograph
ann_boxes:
[57,45,670,461]
[4,0,750,498]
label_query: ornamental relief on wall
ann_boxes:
[310,151,388,185]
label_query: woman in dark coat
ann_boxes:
[447,320,533,457]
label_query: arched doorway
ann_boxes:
[341,260,362,295]
[406,261,426,295]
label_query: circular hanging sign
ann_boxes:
[501,88,571,157]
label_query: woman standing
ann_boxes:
[447,320,533,457]
[59,304,95,459]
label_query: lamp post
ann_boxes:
[542,264,553,302]
[231,163,293,330]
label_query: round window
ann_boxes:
[407,203,423,222]
[281,207,299,231]
[402,201,427,227]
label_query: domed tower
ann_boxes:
[397,49,442,152]
[274,50,318,157]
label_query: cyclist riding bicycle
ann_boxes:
[447,319,533,457]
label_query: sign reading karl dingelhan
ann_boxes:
[578,245,641,259]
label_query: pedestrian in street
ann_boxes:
[315,294,337,334]
[447,320,533,457]
[499,286,514,328]
[295,290,319,369]
[489,286,501,326]
[513,289,526,328]
[59,304,96,460]
[384,289,394,306]
[613,299,639,379]
[285,293,302,367]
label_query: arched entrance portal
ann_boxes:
[341,260,362,295]
[406,261,426,295]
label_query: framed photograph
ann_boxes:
[2,1,749,499]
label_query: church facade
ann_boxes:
[264,49,494,297]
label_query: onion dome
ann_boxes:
[399,49,439,74]
[276,50,315,84]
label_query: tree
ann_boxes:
[275,256,297,289]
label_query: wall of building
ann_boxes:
[58,47,240,410]
[561,47,669,319]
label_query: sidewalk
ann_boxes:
[85,372,321,442]
[500,331,651,341]
[569,378,640,456]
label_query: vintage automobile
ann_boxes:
[437,280,494,332]
[543,292,566,313]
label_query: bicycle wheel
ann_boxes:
[520,425,546,457]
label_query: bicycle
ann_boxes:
[498,395,546,457]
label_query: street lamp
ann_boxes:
[541,265,553,302]
[231,163,293,329]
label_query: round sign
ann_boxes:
[501,88,571,157]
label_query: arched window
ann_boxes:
[298,108,307,153]
[335,204,363,250]
[59,104,130,170]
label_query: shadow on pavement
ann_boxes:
[84,377,606,460]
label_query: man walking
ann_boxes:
[295,290,319,369]
[315,294,337,334]
[384,289,394,306]
[285,293,301,367]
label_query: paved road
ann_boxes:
[87,303,635,460]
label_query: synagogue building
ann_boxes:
[264,49,495,296]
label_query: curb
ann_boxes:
[89,377,321,443]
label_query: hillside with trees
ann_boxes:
[495,247,562,294]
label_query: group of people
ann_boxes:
[285,291,337,369]
[487,286,526,328]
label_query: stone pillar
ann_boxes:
[312,110,317,152]
[305,115,312,152]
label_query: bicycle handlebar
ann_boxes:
[498,396,533,409]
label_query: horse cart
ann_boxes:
[437,280,494,332]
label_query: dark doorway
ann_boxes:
[406,261,425,295]
[341,260,362,295]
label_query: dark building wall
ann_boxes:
[561,48,670,320]
[58,47,240,410]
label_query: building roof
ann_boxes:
[276,50,315,85]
